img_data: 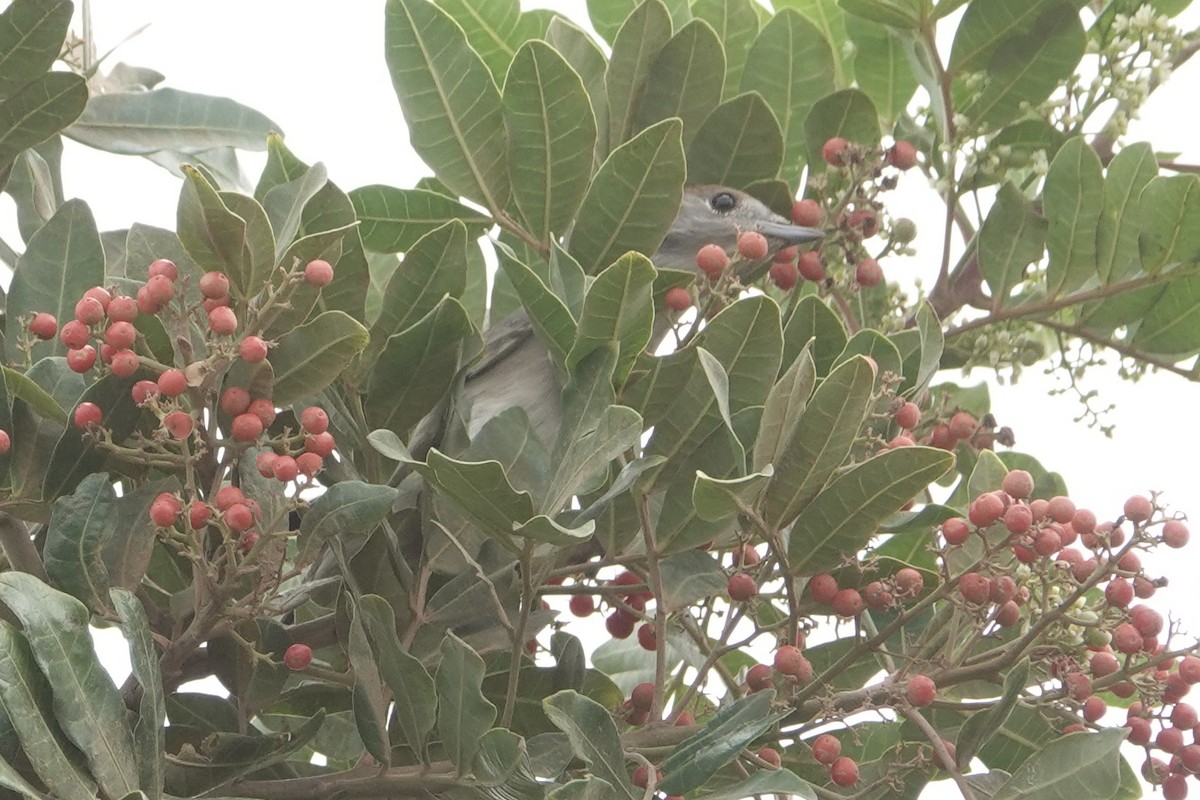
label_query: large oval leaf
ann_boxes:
[267,311,369,406]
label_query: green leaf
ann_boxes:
[267,311,369,406]
[364,219,469,370]
[298,481,398,559]
[657,549,729,611]
[1138,174,1200,274]
[692,770,816,800]
[845,15,918,124]
[763,356,875,528]
[0,573,138,798]
[434,0,523,80]
[495,245,576,366]
[0,0,72,101]
[504,40,597,244]
[42,472,115,613]
[218,190,275,293]
[0,72,87,167]
[991,728,1134,800]
[1096,142,1157,283]
[783,294,847,375]
[350,184,492,253]
[549,777,616,800]
[437,633,498,775]
[111,588,165,800]
[261,162,327,260]
[779,0,853,86]
[753,346,815,470]
[4,199,104,364]
[956,4,1085,132]
[837,0,921,28]
[544,402,642,516]
[1044,136,1103,296]
[64,88,279,154]
[176,166,258,295]
[43,375,145,504]
[949,0,1060,72]
[740,9,837,176]
[587,0,690,45]
[408,448,533,553]
[955,658,1029,768]
[0,624,97,800]
[659,690,788,795]
[365,296,474,436]
[803,88,881,173]
[385,0,509,212]
[693,466,774,523]
[570,118,685,275]
[604,0,673,148]
[1131,271,1200,356]
[544,16,609,160]
[691,0,760,98]
[347,608,391,767]
[359,595,436,761]
[568,252,656,380]
[978,181,1047,306]
[544,690,637,800]
[635,19,725,147]
[787,446,955,574]
[686,92,784,187]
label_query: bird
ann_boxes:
[457,185,825,446]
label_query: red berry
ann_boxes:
[149,495,181,528]
[605,610,635,639]
[239,336,268,363]
[231,413,264,442]
[757,747,781,768]
[256,450,278,478]
[208,306,237,336]
[929,423,955,450]
[163,410,194,439]
[773,645,806,677]
[630,681,655,712]
[1082,695,1106,723]
[60,319,90,349]
[663,286,692,311]
[1105,578,1134,608]
[888,141,918,170]
[636,623,657,651]
[238,530,260,554]
[773,245,798,264]
[941,517,970,545]
[1172,702,1197,729]
[248,398,277,428]
[791,198,823,227]
[1179,655,1200,684]
[1033,527,1062,557]
[854,257,883,286]
[104,321,136,350]
[300,406,330,435]
[732,544,761,566]
[199,271,230,299]
[746,663,773,692]
[796,251,826,281]
[1064,671,1092,702]
[894,401,920,430]
[147,258,178,280]
[1159,727,1186,754]
[906,674,936,706]
[862,581,893,610]
[1163,519,1190,548]
[136,285,160,315]
[109,349,140,378]
[1124,494,1153,522]
[1126,716,1152,745]
[107,295,138,322]
[696,243,729,279]
[284,643,312,670]
[145,274,175,306]
[188,502,212,530]
[0,430,9,455]
[768,260,799,291]
[1113,622,1144,655]
[1046,495,1076,524]
[831,588,864,618]
[727,573,758,602]
[156,369,186,397]
[304,259,334,287]
[214,485,246,511]
[296,452,324,478]
[822,137,850,167]
[1131,604,1163,637]
[1002,469,1034,500]
[830,756,859,786]
[74,296,105,325]
[131,380,158,405]
[948,411,977,440]
[28,312,58,340]
[995,600,1021,627]
[894,567,924,596]
[67,346,97,373]
[1004,503,1034,534]
[1090,651,1120,678]
[272,455,299,482]
[809,572,839,604]
[203,296,231,313]
[969,493,1005,527]
[305,431,336,457]
[737,231,768,260]
[1163,775,1188,800]
[569,594,595,617]
[811,734,841,765]
[73,402,101,429]
[220,387,251,416]
[958,572,990,604]
[224,502,254,532]
[848,209,879,238]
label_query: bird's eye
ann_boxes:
[710,192,737,213]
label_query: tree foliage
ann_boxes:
[0,0,1199,798]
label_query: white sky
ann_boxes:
[4,1,1200,795]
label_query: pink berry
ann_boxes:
[757,747,781,768]
[67,346,97,373]
[969,493,1005,527]
[239,336,268,363]
[728,573,758,602]
[208,306,237,336]
[664,286,692,311]
[188,502,212,530]
[831,588,864,618]
[75,296,105,326]
[199,271,230,299]
[0,430,9,455]
[60,319,90,349]
[855,257,883,287]
[231,413,264,442]
[942,517,970,545]
[1163,519,1190,548]
[272,455,299,482]
[149,495,181,528]
[305,431,336,457]
[131,380,158,405]
[1124,495,1153,522]
[895,402,921,430]
[606,610,635,639]
[28,312,58,340]
[284,643,312,670]
[296,452,324,477]
[1004,503,1034,534]
[569,594,594,617]
[136,285,160,315]
[736,231,768,260]
[163,410,194,439]
[746,663,773,693]
[822,137,850,167]
[958,572,990,604]
[888,140,918,170]
[1002,469,1034,500]
[248,398,276,428]
[157,369,187,397]
[894,567,924,596]
[220,387,251,416]
[906,674,936,706]
[300,406,330,435]
[797,251,826,281]
[214,485,245,511]
[145,274,175,306]
[768,260,799,291]
[811,734,841,765]
[695,243,729,279]
[304,259,334,287]
[830,756,859,786]
[107,295,138,322]
[72,402,102,429]
[808,573,839,604]
[791,198,823,227]
[148,258,178,280]
[109,349,140,378]
[636,623,657,651]
[224,502,254,532]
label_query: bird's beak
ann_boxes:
[758,221,825,244]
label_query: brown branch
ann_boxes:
[0,512,47,581]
